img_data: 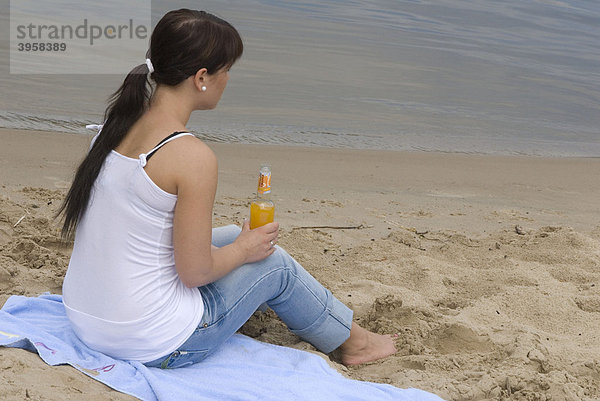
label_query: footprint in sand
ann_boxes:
[425,324,496,355]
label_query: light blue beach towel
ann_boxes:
[0,293,445,401]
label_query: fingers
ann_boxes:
[267,224,279,247]
[234,219,281,264]
[239,220,279,261]
[260,221,279,234]
[254,222,279,242]
[244,220,278,233]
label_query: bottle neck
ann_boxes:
[256,166,272,200]
[256,189,271,200]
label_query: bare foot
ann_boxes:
[337,323,397,366]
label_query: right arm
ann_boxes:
[170,139,278,288]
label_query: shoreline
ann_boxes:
[1,127,600,400]
[3,124,599,159]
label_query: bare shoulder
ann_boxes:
[166,135,217,168]
[162,135,218,189]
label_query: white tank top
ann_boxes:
[62,131,204,362]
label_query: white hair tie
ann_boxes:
[145,58,154,74]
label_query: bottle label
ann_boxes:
[258,171,271,194]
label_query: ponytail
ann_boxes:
[57,63,151,240]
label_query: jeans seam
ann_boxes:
[220,267,284,320]
[161,349,209,369]
[291,269,327,309]
[194,314,224,332]
[327,297,353,330]
[328,308,352,330]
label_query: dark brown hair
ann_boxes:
[57,9,243,239]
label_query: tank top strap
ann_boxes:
[138,131,195,167]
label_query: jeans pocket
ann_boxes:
[160,349,209,369]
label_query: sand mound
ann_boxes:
[0,190,70,305]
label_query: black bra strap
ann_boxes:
[145,131,190,162]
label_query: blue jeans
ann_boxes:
[144,225,353,369]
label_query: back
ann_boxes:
[62,138,204,362]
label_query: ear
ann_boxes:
[193,68,208,92]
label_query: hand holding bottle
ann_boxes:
[235,219,279,264]
[234,163,278,264]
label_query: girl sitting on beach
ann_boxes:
[57,9,396,369]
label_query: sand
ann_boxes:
[1,127,599,401]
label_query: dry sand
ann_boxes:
[1,127,599,401]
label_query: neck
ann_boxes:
[148,84,194,127]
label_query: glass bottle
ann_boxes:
[249,164,275,229]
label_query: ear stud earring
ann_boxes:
[201,86,207,92]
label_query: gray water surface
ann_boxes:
[1,0,599,156]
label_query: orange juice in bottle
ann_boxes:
[250,164,274,229]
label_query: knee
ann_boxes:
[224,224,242,235]
[212,224,242,247]
[270,246,299,275]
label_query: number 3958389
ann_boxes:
[17,42,67,51]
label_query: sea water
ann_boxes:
[1,0,599,156]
